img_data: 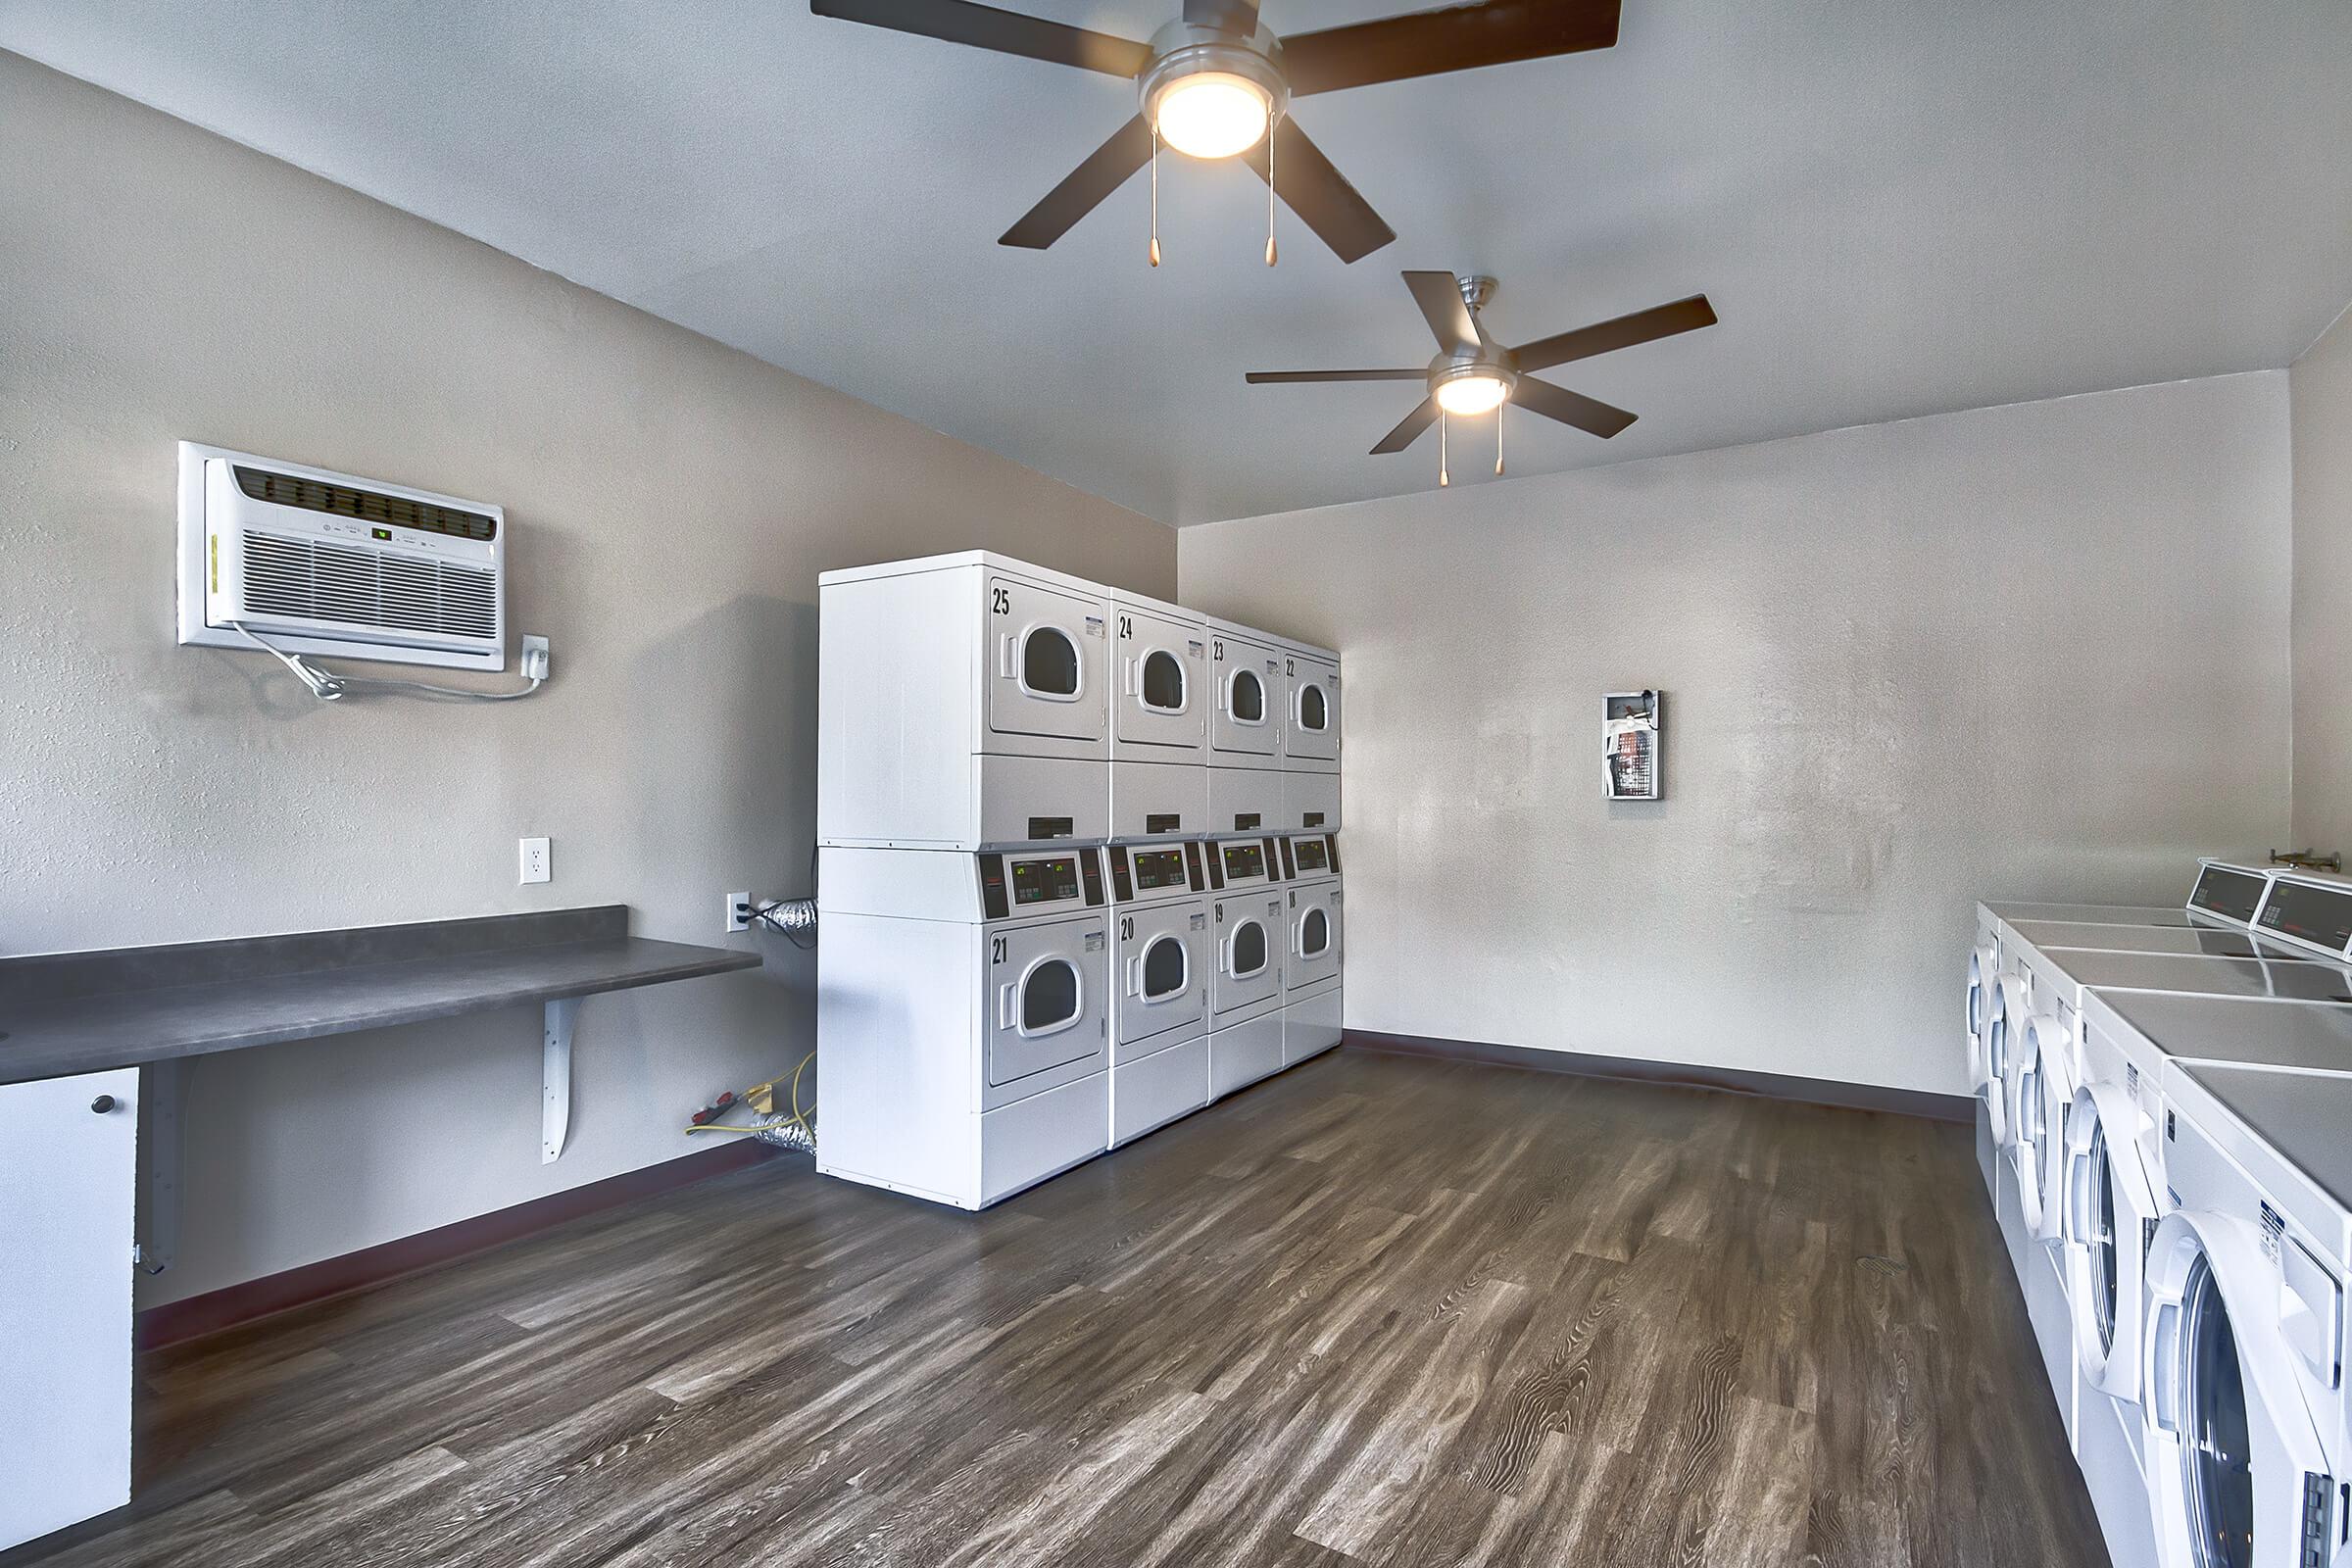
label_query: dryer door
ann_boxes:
[1284,654,1340,764]
[1208,632,1283,760]
[1287,884,1343,993]
[1114,606,1205,756]
[2141,1211,2333,1568]
[2065,1080,2159,1402]
[1117,903,1207,1054]
[986,575,1106,745]
[986,916,1108,1090]
[1212,894,1284,1019]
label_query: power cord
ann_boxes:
[229,620,548,703]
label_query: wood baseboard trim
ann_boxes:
[137,1138,786,1350]
[1343,1029,1971,1124]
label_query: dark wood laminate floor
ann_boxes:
[6,1049,2108,1568]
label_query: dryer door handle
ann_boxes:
[997,982,1016,1030]
[1125,956,1141,997]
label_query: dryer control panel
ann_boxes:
[1106,841,1206,903]
[1278,833,1341,880]
[1205,836,1283,892]
[978,848,1105,920]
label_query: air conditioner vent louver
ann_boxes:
[239,529,500,641]
[233,465,497,540]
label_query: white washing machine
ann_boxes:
[1278,832,1343,1066]
[1274,636,1342,835]
[1970,920,2005,1194]
[816,844,1110,1208]
[1102,839,1212,1148]
[1205,617,1287,838]
[819,553,1110,849]
[1107,589,1208,843]
[2008,922,2316,962]
[2143,1057,2349,1568]
[1205,834,1287,1098]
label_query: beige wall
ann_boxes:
[1182,374,2293,1098]
[2293,304,2352,854]
[0,53,1173,1305]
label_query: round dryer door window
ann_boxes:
[1298,683,1328,731]
[1141,650,1186,711]
[1021,958,1081,1033]
[2083,1122,2119,1351]
[1230,667,1265,723]
[1141,935,1188,1000]
[1300,906,1330,957]
[1022,627,1081,698]
[2180,1257,2255,1568]
[1231,920,1268,976]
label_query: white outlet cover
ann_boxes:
[519,837,551,884]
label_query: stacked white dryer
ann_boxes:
[815,554,1115,1208]
[1279,831,1343,1065]
[816,553,1344,1207]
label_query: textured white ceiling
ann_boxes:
[5,0,2350,524]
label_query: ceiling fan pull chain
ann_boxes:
[1439,410,1449,487]
[1264,125,1277,268]
[1495,410,1505,476]
[1149,126,1161,269]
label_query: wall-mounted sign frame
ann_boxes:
[1605,690,1663,801]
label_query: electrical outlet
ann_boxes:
[726,891,753,933]
[519,837,552,884]
[520,634,551,681]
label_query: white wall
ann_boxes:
[1183,374,2293,1097]
[2293,304,2352,854]
[0,53,1174,1305]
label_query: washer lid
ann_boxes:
[2063,953,2352,1004]
[2108,992,2352,1077]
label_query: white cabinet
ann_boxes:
[1,1068,136,1553]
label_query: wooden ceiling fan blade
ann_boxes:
[1401,270,1477,351]
[1243,122,1396,264]
[1513,377,1637,438]
[809,0,1152,76]
[1247,369,1426,382]
[1371,398,1439,454]
[999,116,1152,249]
[1281,0,1619,98]
[1511,295,1718,373]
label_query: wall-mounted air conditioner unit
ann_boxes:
[176,441,507,671]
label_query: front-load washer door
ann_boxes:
[1283,654,1339,765]
[1116,902,1207,1054]
[986,916,1108,1090]
[1209,632,1283,760]
[1286,883,1343,993]
[2024,1011,2079,1243]
[2065,1080,2160,1403]
[1114,606,1205,757]
[1985,974,2027,1146]
[1212,894,1285,1019]
[1967,941,1999,1096]
[986,575,1106,746]
[2140,1211,2332,1568]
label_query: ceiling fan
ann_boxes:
[1248,270,1717,483]
[808,0,1622,265]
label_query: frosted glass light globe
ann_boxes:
[1152,72,1272,159]
[1435,374,1510,416]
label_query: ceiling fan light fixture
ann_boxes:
[1434,371,1511,416]
[1150,71,1272,159]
